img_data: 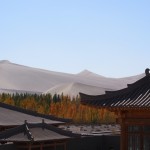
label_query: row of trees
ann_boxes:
[0,93,116,124]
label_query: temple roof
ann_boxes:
[0,120,80,142]
[80,69,150,110]
[0,102,71,126]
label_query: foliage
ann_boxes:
[0,93,116,124]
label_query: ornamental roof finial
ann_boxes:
[145,68,150,76]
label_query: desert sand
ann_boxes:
[0,60,144,97]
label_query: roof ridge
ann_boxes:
[24,121,34,141]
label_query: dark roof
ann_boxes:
[0,120,80,142]
[0,102,71,126]
[80,70,150,110]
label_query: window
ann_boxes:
[128,125,150,150]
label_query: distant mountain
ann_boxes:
[0,60,144,96]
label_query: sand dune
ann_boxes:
[43,82,115,98]
[0,60,144,96]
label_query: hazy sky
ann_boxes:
[0,0,150,77]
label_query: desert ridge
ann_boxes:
[0,60,144,96]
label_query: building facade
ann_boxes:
[80,69,150,150]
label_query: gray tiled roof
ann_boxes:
[0,102,71,126]
[80,73,150,109]
[0,121,80,142]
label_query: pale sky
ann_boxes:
[0,0,150,77]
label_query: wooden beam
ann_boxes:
[29,143,31,150]
[40,143,43,150]
[54,142,56,150]
[64,142,67,150]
